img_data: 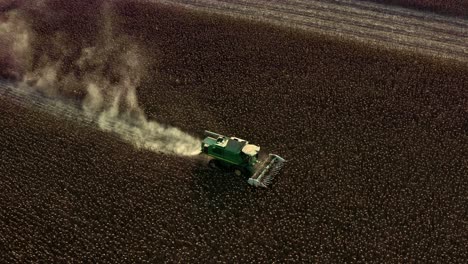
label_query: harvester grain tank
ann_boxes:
[201,130,286,188]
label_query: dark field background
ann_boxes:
[1,0,468,262]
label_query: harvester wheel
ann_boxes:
[208,159,218,169]
[233,167,247,177]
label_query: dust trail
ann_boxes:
[0,1,201,156]
[0,81,201,156]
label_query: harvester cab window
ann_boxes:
[216,137,228,147]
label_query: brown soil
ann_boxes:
[1,1,467,262]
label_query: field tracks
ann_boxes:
[157,0,468,63]
[0,81,88,122]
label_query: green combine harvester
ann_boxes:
[201,131,286,188]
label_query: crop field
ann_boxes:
[364,0,468,17]
[1,0,468,262]
[163,0,468,64]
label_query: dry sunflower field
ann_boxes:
[0,0,467,262]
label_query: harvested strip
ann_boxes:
[158,0,468,63]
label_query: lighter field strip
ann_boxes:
[0,81,129,135]
[0,81,201,156]
[0,82,146,146]
[0,81,93,124]
[155,0,468,63]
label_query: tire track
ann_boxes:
[277,0,467,43]
[323,0,468,28]
[0,81,142,146]
[156,0,468,63]
[0,81,201,156]
[221,0,467,59]
[0,81,89,124]
[0,82,130,142]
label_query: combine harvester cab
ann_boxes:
[201,130,286,188]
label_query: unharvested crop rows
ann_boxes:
[1,1,468,262]
[159,0,468,62]
[0,97,204,262]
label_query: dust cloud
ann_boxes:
[0,0,200,156]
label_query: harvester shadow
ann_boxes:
[190,165,263,211]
